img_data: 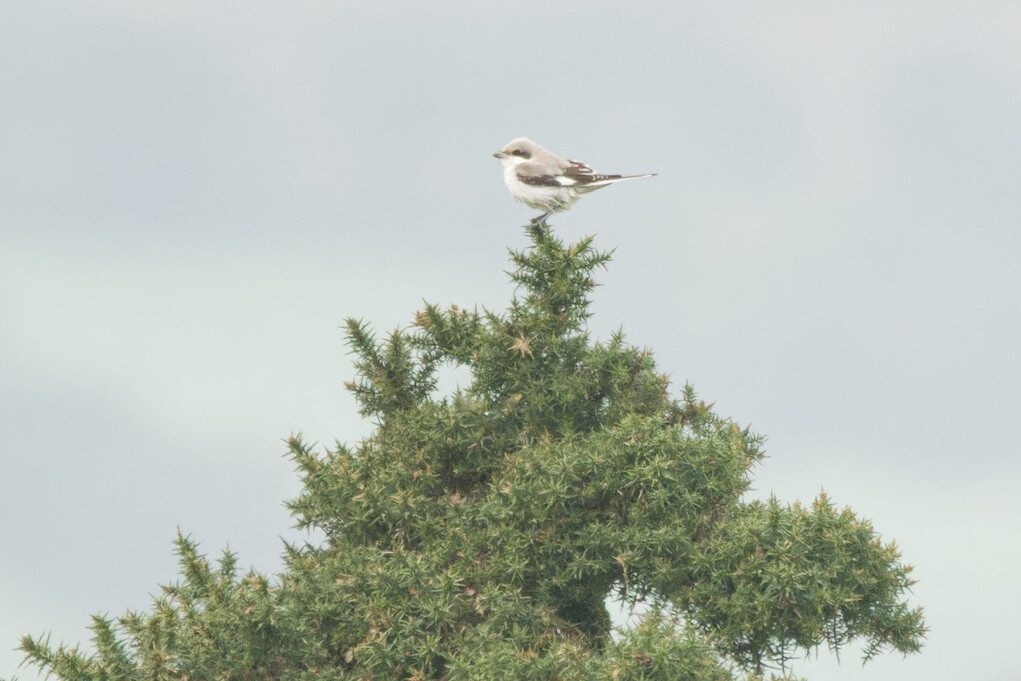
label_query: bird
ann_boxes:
[493,138,656,225]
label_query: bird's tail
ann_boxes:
[582,173,657,188]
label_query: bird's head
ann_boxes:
[493,138,540,167]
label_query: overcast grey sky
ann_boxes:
[2,2,1019,680]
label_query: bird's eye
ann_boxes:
[512,149,528,158]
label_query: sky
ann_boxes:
[1,2,1019,679]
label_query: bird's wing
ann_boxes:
[515,161,570,187]
[516,159,648,189]
[562,160,626,187]
[561,160,598,183]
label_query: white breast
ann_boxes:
[503,167,579,212]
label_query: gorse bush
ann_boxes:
[12,226,925,681]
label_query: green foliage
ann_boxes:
[9,225,925,681]
[17,533,280,681]
[676,495,925,673]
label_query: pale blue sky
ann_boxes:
[2,3,1019,680]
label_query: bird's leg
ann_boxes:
[530,211,551,226]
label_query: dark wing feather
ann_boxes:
[516,159,630,188]
[515,162,563,187]
[563,160,622,185]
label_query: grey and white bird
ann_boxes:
[493,138,656,225]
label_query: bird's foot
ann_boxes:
[529,212,551,231]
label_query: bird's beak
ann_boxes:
[493,151,505,159]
